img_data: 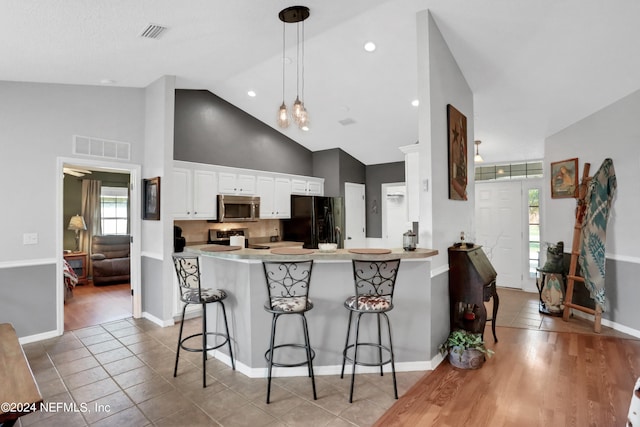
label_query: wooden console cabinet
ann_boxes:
[63,252,88,285]
[448,245,499,342]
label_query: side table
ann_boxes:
[63,252,88,285]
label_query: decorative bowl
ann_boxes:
[318,243,337,253]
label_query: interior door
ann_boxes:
[344,182,366,248]
[475,181,523,289]
[382,183,410,248]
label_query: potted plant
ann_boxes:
[439,329,494,369]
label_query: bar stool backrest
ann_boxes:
[173,255,202,300]
[263,261,314,312]
[352,259,401,300]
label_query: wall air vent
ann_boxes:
[139,23,167,39]
[73,135,131,161]
[338,118,356,126]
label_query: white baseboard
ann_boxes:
[142,311,175,327]
[571,310,640,338]
[19,329,60,345]
[208,350,444,379]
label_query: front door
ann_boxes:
[475,181,523,289]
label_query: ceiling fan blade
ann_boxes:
[63,167,85,177]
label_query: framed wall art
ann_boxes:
[550,158,578,198]
[143,177,161,220]
[447,104,468,200]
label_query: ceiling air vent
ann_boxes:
[338,118,356,126]
[139,23,167,39]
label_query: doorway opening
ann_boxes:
[381,182,412,248]
[57,158,142,334]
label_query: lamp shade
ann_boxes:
[68,215,87,231]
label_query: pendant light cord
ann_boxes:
[282,21,286,103]
[296,21,300,100]
[301,19,305,103]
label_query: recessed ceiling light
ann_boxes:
[247,90,256,97]
[100,79,116,85]
[364,41,376,52]
[411,99,419,107]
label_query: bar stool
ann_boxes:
[263,260,316,404]
[341,258,401,403]
[172,255,235,388]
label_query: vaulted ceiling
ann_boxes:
[2,0,639,165]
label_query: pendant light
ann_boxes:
[474,140,484,163]
[277,6,310,130]
[277,20,289,128]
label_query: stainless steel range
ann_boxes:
[207,228,248,246]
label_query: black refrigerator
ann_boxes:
[281,195,345,249]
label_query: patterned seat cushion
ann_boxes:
[182,288,226,303]
[345,295,391,312]
[267,296,313,312]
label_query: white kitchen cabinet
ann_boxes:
[256,176,291,218]
[171,168,217,219]
[192,170,217,218]
[291,178,324,196]
[218,172,256,195]
[400,144,420,222]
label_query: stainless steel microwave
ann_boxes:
[217,195,260,222]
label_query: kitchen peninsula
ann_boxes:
[184,245,439,378]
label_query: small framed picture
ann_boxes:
[143,177,161,220]
[550,158,578,199]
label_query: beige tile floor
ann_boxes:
[17,288,635,427]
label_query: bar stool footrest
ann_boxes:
[343,342,394,367]
[265,343,316,368]
[180,332,231,353]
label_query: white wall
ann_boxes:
[545,90,640,259]
[544,88,640,331]
[0,81,145,337]
[416,10,475,357]
[141,76,177,322]
[417,11,475,270]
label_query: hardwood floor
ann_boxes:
[63,281,131,331]
[375,325,640,426]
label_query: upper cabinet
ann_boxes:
[291,178,324,196]
[171,167,217,219]
[218,172,256,195]
[256,176,291,219]
[400,144,420,222]
[173,162,323,220]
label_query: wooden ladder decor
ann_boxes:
[562,162,602,333]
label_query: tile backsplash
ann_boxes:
[175,219,282,244]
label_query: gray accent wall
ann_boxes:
[174,90,313,176]
[312,148,366,197]
[365,162,405,238]
[0,264,56,337]
[430,270,450,357]
[141,256,164,320]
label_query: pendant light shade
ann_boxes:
[277,102,289,128]
[277,6,310,131]
[474,140,484,163]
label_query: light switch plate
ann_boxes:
[23,233,38,245]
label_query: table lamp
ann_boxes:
[68,215,87,252]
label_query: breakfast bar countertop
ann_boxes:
[184,245,438,261]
